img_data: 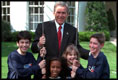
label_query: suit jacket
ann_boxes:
[31,20,89,60]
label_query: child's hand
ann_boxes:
[72,65,78,73]
[40,47,46,58]
[38,60,46,69]
[42,68,46,75]
[42,74,46,79]
[72,60,80,72]
[73,59,80,67]
[71,70,76,78]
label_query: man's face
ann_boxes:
[50,60,61,78]
[53,6,68,25]
[17,39,30,54]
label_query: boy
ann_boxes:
[7,31,46,79]
[72,33,110,79]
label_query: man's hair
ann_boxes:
[17,31,31,42]
[54,1,69,14]
[90,33,105,44]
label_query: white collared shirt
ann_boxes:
[55,20,64,39]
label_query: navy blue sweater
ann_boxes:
[65,65,84,79]
[76,52,110,79]
[7,50,41,79]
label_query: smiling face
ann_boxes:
[50,60,62,78]
[53,6,68,25]
[66,50,78,66]
[17,39,30,55]
[89,38,104,55]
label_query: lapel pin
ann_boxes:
[66,32,69,35]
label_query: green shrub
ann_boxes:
[85,2,109,31]
[3,30,110,42]
[10,31,35,42]
[29,31,35,41]
[11,31,20,42]
[79,31,110,41]
[79,31,96,41]
[103,30,110,41]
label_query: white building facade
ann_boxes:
[1,1,88,32]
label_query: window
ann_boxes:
[28,1,44,31]
[66,2,75,26]
[1,1,10,22]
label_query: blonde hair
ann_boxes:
[62,44,80,61]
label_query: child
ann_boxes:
[62,44,82,79]
[74,33,110,79]
[45,57,67,79]
[7,31,46,79]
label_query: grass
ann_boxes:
[1,41,116,79]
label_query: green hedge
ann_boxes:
[79,31,110,42]
[29,31,35,41]
[3,31,110,42]
[11,31,20,42]
[2,31,35,42]
[10,31,35,42]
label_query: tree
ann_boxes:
[85,2,109,31]
[2,20,12,41]
[107,8,116,31]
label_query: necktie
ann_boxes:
[57,25,62,50]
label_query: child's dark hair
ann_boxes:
[17,31,31,42]
[46,57,68,79]
[90,33,105,44]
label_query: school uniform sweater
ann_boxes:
[7,50,41,79]
[76,52,110,79]
[66,65,84,79]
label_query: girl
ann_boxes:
[45,57,67,79]
[62,44,83,79]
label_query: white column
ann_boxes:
[75,2,79,31]
[78,2,87,32]
[10,1,27,31]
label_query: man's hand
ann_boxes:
[38,34,46,48]
[40,47,46,58]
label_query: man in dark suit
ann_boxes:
[31,2,89,60]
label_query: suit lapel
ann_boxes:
[51,21,59,53]
[48,21,70,56]
[60,23,69,55]
[45,20,59,55]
